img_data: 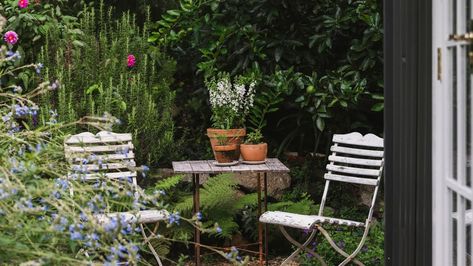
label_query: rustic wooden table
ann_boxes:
[172,158,290,266]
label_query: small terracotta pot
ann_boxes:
[240,143,268,162]
[214,144,238,163]
[207,128,246,161]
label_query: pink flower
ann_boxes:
[4,31,19,45]
[18,0,29,9]
[127,54,136,68]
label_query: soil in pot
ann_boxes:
[207,128,246,160]
[214,144,238,163]
[240,143,268,162]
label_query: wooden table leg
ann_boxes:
[257,173,263,266]
[193,174,201,266]
[264,172,268,266]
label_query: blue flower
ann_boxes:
[196,212,202,221]
[168,212,181,225]
[35,63,43,74]
[216,226,222,233]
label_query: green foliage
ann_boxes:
[244,129,263,144]
[151,0,384,155]
[175,174,258,239]
[40,2,177,166]
[298,221,384,266]
[1,0,85,63]
[153,174,184,191]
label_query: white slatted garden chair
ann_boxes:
[64,131,168,265]
[260,132,384,266]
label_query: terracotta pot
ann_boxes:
[207,128,246,160]
[214,144,238,163]
[240,143,268,162]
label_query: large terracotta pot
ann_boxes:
[240,143,268,162]
[213,144,238,163]
[207,128,246,161]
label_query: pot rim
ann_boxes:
[214,143,238,151]
[241,142,267,146]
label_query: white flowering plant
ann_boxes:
[206,72,256,129]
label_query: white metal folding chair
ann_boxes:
[64,131,168,265]
[260,132,384,266]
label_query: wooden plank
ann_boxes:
[265,158,290,172]
[70,162,136,171]
[95,210,169,224]
[326,164,381,177]
[65,144,134,153]
[65,135,132,144]
[328,155,383,167]
[332,132,383,148]
[172,161,193,173]
[330,146,384,158]
[230,163,252,172]
[189,160,212,173]
[70,152,135,162]
[324,173,379,186]
[208,160,227,173]
[71,171,137,181]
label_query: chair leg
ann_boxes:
[278,226,327,266]
[314,225,365,266]
[338,225,370,266]
[140,224,163,266]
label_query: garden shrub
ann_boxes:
[40,2,177,166]
[150,0,383,156]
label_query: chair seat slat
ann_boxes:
[330,146,383,158]
[328,155,382,167]
[324,173,378,186]
[326,164,380,177]
[259,211,365,229]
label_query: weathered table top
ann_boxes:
[172,158,289,174]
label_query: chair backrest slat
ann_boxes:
[64,131,137,185]
[326,164,381,177]
[330,146,383,158]
[328,155,383,167]
[319,132,384,223]
[324,173,379,186]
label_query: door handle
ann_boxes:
[449,32,473,41]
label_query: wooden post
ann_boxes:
[193,174,201,266]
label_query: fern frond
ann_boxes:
[153,175,184,191]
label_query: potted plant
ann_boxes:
[213,135,238,164]
[206,72,256,161]
[240,129,267,163]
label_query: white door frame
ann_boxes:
[432,0,472,265]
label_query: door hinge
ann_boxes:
[437,47,442,81]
